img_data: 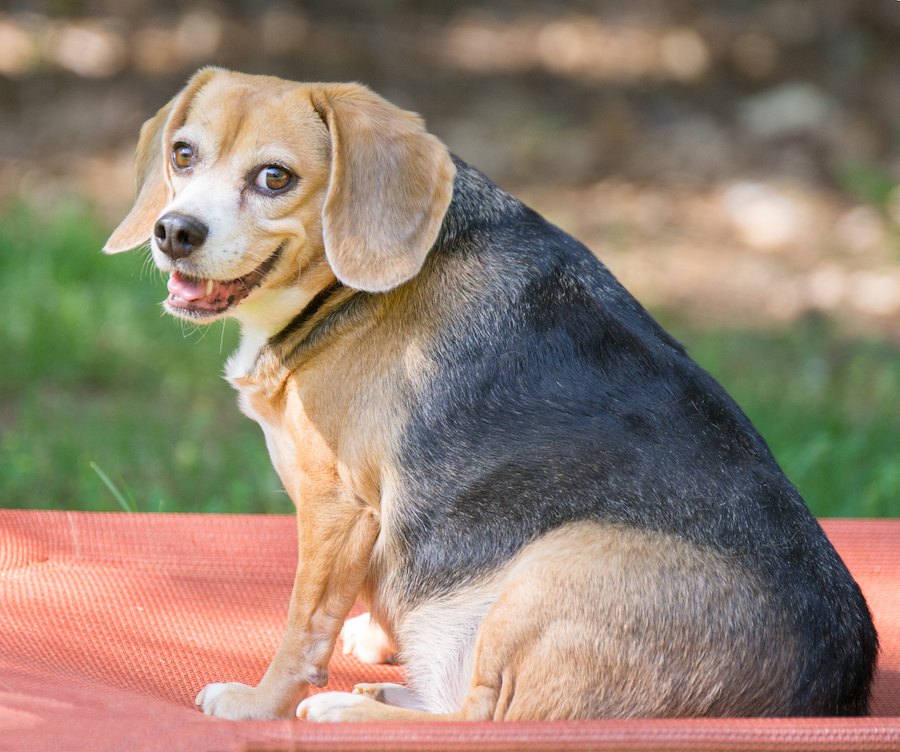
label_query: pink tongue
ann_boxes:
[167,271,213,302]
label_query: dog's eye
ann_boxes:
[255,165,293,193]
[172,142,194,171]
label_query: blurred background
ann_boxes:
[1,0,898,516]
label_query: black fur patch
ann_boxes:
[272,280,344,347]
[385,158,877,716]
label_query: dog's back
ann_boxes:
[371,159,878,717]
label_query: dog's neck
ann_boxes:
[222,249,339,381]
[226,284,332,381]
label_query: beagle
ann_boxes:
[104,68,877,722]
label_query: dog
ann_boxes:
[103,67,878,722]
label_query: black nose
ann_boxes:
[154,213,208,260]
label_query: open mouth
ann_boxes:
[164,244,284,319]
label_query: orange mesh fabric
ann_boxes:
[1,511,898,751]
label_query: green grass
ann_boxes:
[0,202,288,514]
[1,204,897,517]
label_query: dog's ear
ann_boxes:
[103,68,219,254]
[310,85,456,292]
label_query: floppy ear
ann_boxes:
[103,68,219,254]
[311,85,456,292]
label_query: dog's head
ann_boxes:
[104,68,456,323]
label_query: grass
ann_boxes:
[1,203,897,517]
[0,202,288,514]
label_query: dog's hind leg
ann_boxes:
[458,521,800,720]
[300,520,798,723]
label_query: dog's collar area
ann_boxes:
[271,279,345,346]
[164,243,284,319]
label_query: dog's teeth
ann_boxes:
[206,279,214,296]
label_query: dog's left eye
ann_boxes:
[172,142,195,171]
[255,165,294,193]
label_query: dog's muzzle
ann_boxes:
[163,242,285,320]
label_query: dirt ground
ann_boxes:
[1,0,898,340]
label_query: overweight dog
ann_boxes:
[104,68,877,721]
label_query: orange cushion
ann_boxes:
[1,511,897,751]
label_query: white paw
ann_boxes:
[195,681,288,720]
[340,612,397,665]
[196,682,253,719]
[297,691,368,722]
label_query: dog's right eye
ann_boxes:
[254,165,295,194]
[171,143,195,171]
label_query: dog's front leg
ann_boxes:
[197,486,380,720]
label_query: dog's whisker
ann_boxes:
[140,255,158,282]
[193,324,211,344]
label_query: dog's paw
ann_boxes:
[196,682,288,720]
[340,612,397,665]
[297,691,373,722]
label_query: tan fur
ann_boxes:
[311,85,456,292]
[104,70,455,296]
[461,522,797,720]
[301,522,799,722]
[207,288,432,719]
[104,68,218,254]
[107,68,800,722]
[105,68,454,719]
